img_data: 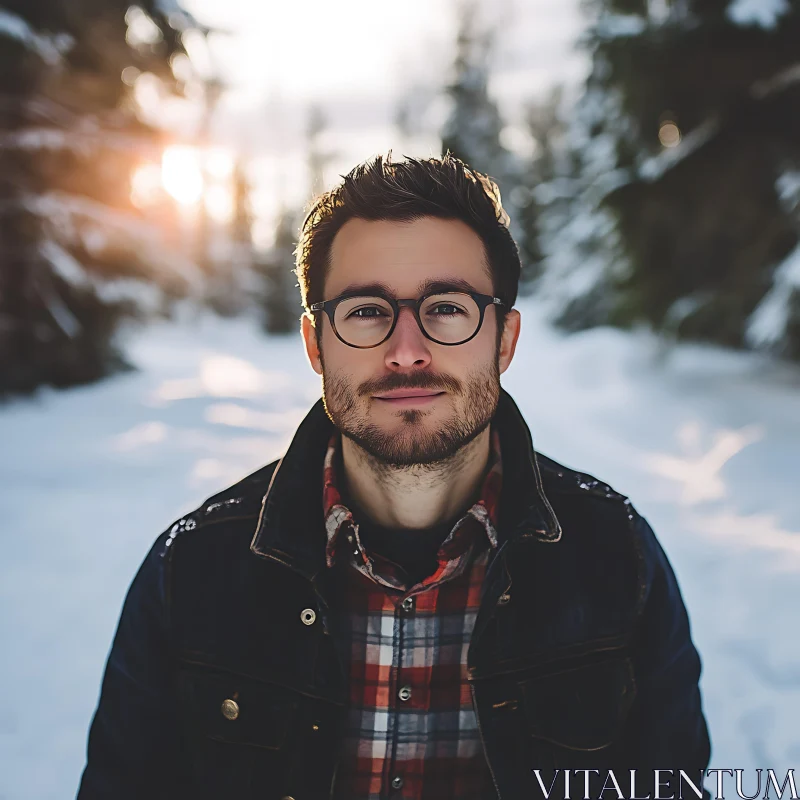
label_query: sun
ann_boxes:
[161,145,204,205]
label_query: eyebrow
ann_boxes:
[335,276,483,298]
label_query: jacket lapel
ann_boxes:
[250,390,562,579]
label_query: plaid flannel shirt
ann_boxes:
[322,430,503,800]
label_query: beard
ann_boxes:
[321,359,500,468]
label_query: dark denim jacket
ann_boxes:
[77,391,710,800]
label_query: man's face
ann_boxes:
[301,217,521,467]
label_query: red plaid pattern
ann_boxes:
[323,430,502,800]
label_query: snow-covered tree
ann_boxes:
[439,1,543,287]
[255,104,332,334]
[511,88,568,287]
[0,0,202,396]
[441,2,510,187]
[538,0,800,359]
[255,208,300,335]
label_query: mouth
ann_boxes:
[372,389,445,406]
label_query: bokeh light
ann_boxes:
[659,121,681,148]
[205,148,235,181]
[205,184,235,223]
[130,162,163,208]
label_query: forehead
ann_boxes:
[326,216,493,297]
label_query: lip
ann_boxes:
[373,390,445,405]
[374,389,443,399]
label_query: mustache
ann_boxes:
[358,372,463,396]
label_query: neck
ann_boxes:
[340,427,492,529]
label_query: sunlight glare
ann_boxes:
[206,148,235,180]
[162,145,204,205]
[130,162,163,208]
[205,184,235,223]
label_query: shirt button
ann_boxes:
[220,698,239,720]
[391,775,404,790]
[401,596,414,613]
[300,608,316,626]
[398,685,412,702]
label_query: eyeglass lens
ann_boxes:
[333,293,482,347]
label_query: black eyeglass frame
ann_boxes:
[308,291,505,349]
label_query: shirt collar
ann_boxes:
[249,391,562,585]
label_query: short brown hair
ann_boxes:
[295,153,521,324]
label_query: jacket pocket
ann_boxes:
[520,655,636,752]
[177,665,298,750]
[175,665,302,800]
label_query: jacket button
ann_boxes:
[280,796,296,800]
[397,685,412,702]
[497,592,511,606]
[300,608,316,626]
[220,698,239,721]
[400,596,414,613]
[391,775,404,789]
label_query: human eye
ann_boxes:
[428,301,466,316]
[348,304,390,319]
[425,298,467,319]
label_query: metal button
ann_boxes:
[311,721,321,732]
[401,596,414,612]
[280,796,296,800]
[220,698,239,721]
[300,608,316,626]
[497,592,511,606]
[391,775,404,790]
[397,685,412,702]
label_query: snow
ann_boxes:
[745,244,800,352]
[726,0,790,29]
[594,13,647,38]
[40,240,89,289]
[0,9,73,65]
[1,301,799,798]
[27,192,204,301]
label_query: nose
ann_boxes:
[383,306,432,371]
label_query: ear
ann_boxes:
[498,308,521,376]
[301,313,323,375]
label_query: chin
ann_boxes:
[377,407,438,426]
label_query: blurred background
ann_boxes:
[0,0,799,796]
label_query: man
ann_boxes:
[78,155,710,800]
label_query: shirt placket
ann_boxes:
[388,582,438,798]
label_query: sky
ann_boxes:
[156,0,590,246]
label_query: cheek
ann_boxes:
[321,342,381,383]
[432,331,495,372]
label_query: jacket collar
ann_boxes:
[250,389,562,581]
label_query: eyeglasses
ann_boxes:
[308,291,504,349]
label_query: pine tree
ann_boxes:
[205,154,256,317]
[255,104,332,334]
[512,88,567,288]
[441,1,510,187]
[0,0,202,396]
[543,0,800,358]
[439,1,543,287]
[256,208,300,335]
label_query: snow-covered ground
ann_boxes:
[1,301,798,799]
